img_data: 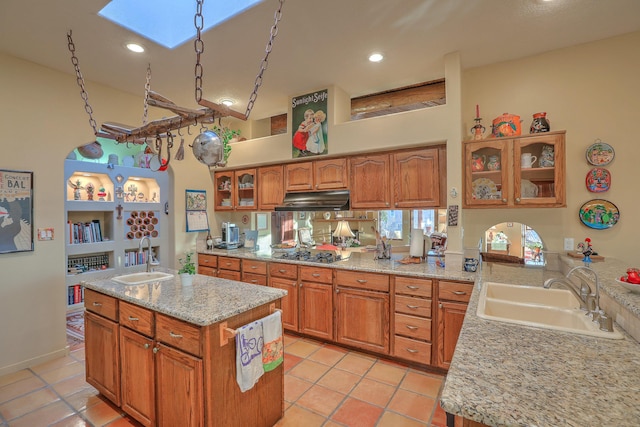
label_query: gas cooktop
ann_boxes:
[276,250,343,264]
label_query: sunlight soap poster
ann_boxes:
[291,89,328,158]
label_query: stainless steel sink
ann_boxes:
[477,282,623,339]
[112,271,174,285]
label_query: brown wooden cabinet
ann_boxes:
[258,165,284,210]
[197,254,217,277]
[217,256,241,280]
[299,266,333,340]
[392,276,433,365]
[241,259,267,286]
[285,158,349,192]
[435,280,473,369]
[214,169,257,211]
[393,148,440,208]
[85,310,121,406]
[463,131,565,208]
[120,327,155,426]
[335,270,390,354]
[349,154,392,209]
[269,262,299,331]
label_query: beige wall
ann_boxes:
[461,31,640,265]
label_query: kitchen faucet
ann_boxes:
[542,277,588,311]
[138,236,160,272]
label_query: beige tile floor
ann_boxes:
[0,333,451,426]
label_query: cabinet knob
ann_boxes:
[299,283,303,288]
[515,198,521,203]
[153,347,160,354]
[395,203,398,207]
[386,202,390,206]
[439,303,443,309]
[335,289,340,294]
[128,316,139,321]
[502,198,507,203]
[144,343,150,349]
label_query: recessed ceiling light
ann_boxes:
[220,99,234,106]
[126,43,145,53]
[369,53,384,62]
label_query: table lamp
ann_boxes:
[333,221,355,255]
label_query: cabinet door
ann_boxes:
[269,277,299,331]
[258,165,284,210]
[120,328,155,427]
[299,281,333,340]
[513,132,565,207]
[155,343,204,427]
[393,149,440,208]
[285,162,314,192]
[214,171,235,211]
[85,311,121,405]
[436,301,467,369]
[235,168,257,210]
[349,154,391,209]
[463,139,509,208]
[314,158,348,190]
[335,287,389,354]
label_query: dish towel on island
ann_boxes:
[261,311,284,372]
[235,319,264,393]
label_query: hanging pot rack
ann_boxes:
[69,0,285,148]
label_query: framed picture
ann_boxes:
[256,213,268,230]
[291,89,329,158]
[0,169,34,254]
[185,189,209,232]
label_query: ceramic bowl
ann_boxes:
[615,278,640,294]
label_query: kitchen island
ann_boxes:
[440,259,640,427]
[82,269,287,427]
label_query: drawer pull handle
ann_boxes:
[251,280,258,283]
[225,262,232,266]
[405,348,419,353]
[128,316,139,321]
[453,291,467,295]
[251,265,258,269]
[356,279,368,283]
[279,269,287,273]
[169,332,183,339]
[312,273,320,277]
[92,302,102,307]
[405,325,419,330]
[406,285,419,290]
[406,304,420,309]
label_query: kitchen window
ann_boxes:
[378,209,446,240]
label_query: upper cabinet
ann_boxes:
[214,168,256,211]
[463,131,565,208]
[284,158,348,192]
[393,148,441,208]
[258,165,284,210]
[350,154,392,209]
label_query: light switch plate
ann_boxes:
[38,228,54,241]
[564,237,574,251]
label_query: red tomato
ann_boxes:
[620,276,628,282]
[627,269,640,284]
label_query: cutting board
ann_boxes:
[567,252,605,262]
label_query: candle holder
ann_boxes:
[471,117,486,140]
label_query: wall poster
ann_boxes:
[291,89,328,158]
[0,169,34,254]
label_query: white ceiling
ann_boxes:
[2,0,640,122]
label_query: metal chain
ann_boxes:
[194,0,205,103]
[143,64,152,125]
[67,30,98,135]
[245,0,285,119]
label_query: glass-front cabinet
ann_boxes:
[463,131,565,208]
[214,168,256,211]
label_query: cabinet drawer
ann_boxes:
[217,256,241,271]
[269,262,298,280]
[439,281,473,303]
[336,270,389,292]
[299,266,332,284]
[395,295,431,318]
[198,266,217,277]
[242,272,267,286]
[198,253,217,268]
[120,301,154,337]
[155,313,202,357]
[394,313,431,340]
[394,276,432,298]
[242,260,267,275]
[393,335,431,364]
[217,270,241,281]
[84,288,118,321]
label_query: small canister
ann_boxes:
[530,112,550,133]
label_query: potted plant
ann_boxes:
[178,252,196,286]
[211,124,241,165]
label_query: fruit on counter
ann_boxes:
[620,268,640,284]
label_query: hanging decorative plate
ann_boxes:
[585,168,611,193]
[578,199,619,230]
[472,178,500,200]
[586,140,615,166]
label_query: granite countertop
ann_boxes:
[199,247,477,282]
[81,268,287,326]
[440,258,640,427]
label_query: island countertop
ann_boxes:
[81,268,287,326]
[440,259,640,427]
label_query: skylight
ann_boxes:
[99,0,263,49]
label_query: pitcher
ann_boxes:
[486,155,501,171]
[471,154,486,172]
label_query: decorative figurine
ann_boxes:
[471,118,486,140]
[97,186,107,201]
[85,183,95,201]
[68,179,84,200]
[577,237,594,265]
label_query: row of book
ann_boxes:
[124,249,153,267]
[68,220,103,244]
[68,284,84,305]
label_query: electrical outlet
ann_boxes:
[564,237,575,251]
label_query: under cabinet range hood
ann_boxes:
[275,190,350,211]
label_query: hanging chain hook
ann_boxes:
[165,132,173,168]
[194,0,205,103]
[67,30,98,135]
[177,119,184,137]
[142,64,152,125]
[155,134,163,168]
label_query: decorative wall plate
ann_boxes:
[579,199,619,229]
[472,178,499,200]
[585,168,611,193]
[586,140,615,166]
